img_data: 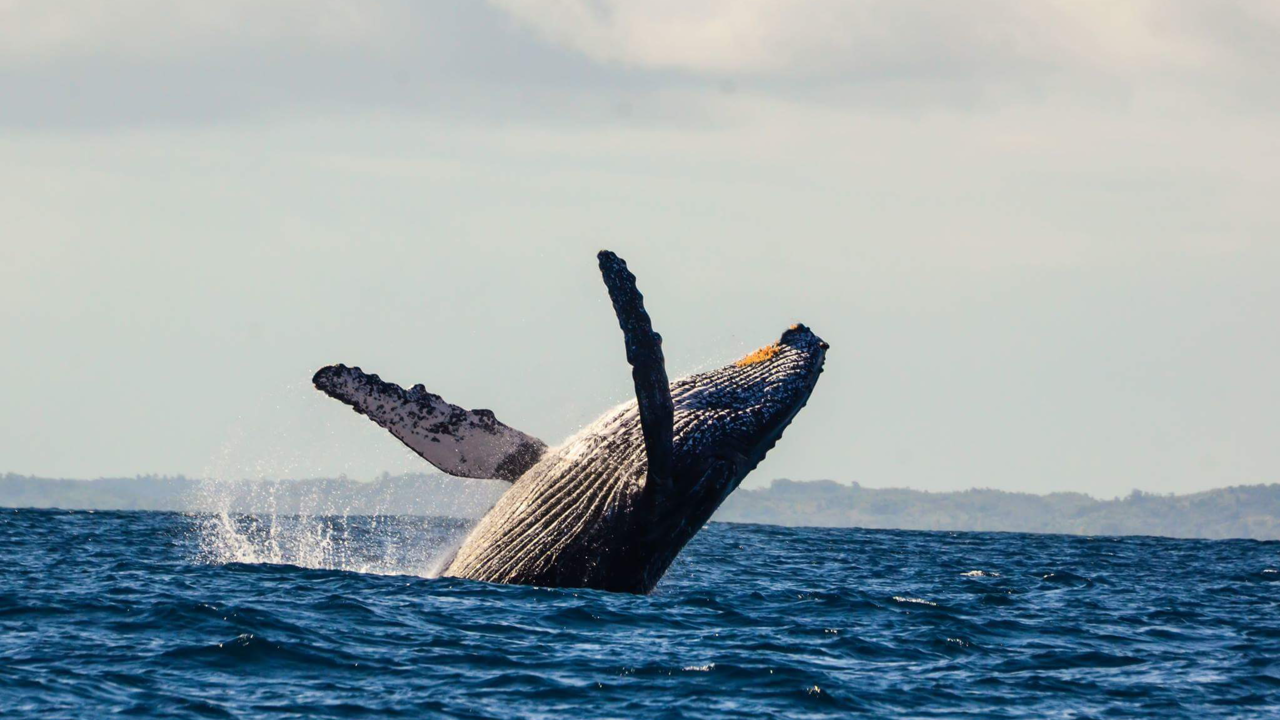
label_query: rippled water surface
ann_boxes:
[2,509,1279,718]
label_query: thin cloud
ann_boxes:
[490,0,1266,77]
[0,1,405,63]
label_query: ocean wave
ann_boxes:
[1,509,1277,718]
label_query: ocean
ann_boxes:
[1,508,1277,718]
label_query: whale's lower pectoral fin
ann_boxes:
[313,364,546,482]
[598,250,674,494]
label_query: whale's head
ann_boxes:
[670,323,827,491]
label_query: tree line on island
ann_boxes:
[2,473,1278,541]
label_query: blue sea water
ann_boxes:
[1,509,1278,718]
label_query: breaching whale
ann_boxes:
[313,251,827,593]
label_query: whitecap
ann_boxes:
[892,596,938,607]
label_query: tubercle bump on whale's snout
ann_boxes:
[780,323,829,351]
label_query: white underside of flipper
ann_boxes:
[313,364,546,482]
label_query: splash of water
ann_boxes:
[190,477,487,577]
[189,381,503,577]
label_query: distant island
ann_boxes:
[3,473,1278,540]
[718,479,1280,540]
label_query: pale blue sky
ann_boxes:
[2,2,1277,496]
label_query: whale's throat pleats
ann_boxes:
[443,403,654,592]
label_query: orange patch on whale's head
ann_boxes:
[735,343,782,367]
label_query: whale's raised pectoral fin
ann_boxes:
[313,364,546,482]
[598,250,674,493]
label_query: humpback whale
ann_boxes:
[313,251,827,593]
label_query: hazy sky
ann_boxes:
[2,2,1278,497]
